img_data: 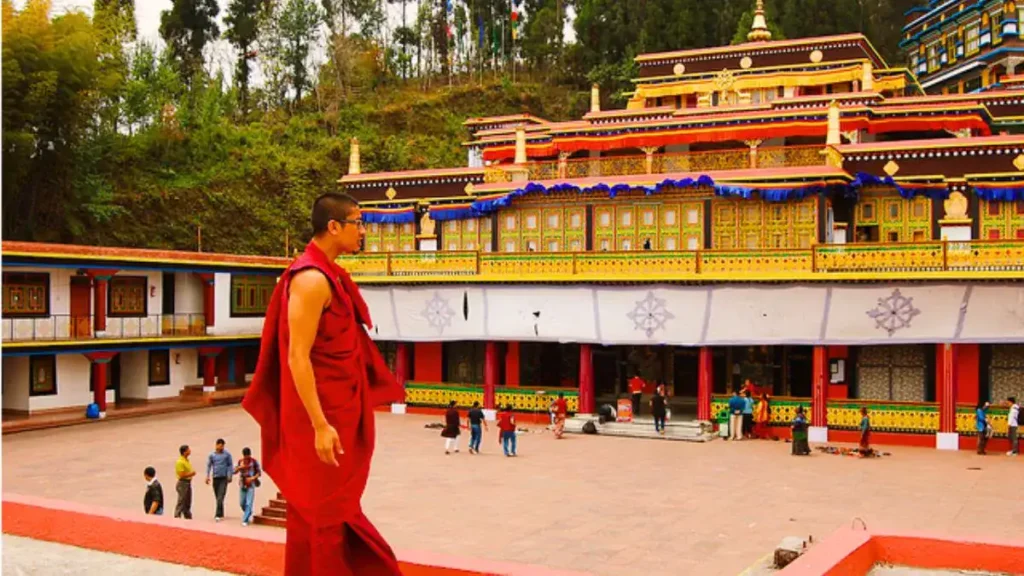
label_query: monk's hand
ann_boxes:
[314,423,343,466]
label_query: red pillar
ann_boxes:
[198,347,223,392]
[697,346,713,421]
[394,342,409,403]
[579,343,595,414]
[85,351,117,416]
[484,341,498,410]
[505,342,520,387]
[196,273,216,330]
[939,343,959,434]
[811,345,829,428]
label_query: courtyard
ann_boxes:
[3,406,1023,576]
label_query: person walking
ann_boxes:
[628,375,644,419]
[206,438,234,521]
[498,404,518,457]
[441,401,461,455]
[174,444,195,519]
[143,466,164,516]
[234,447,262,527]
[466,401,487,454]
[976,402,991,455]
[553,393,569,439]
[858,407,873,457]
[728,390,745,441]
[1007,397,1020,456]
[650,387,667,435]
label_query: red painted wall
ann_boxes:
[414,343,443,382]
[505,342,520,387]
[935,344,980,406]
[827,346,849,399]
[216,353,229,385]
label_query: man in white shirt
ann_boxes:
[1007,396,1020,456]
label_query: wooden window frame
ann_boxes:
[2,272,50,318]
[28,355,57,396]
[230,275,276,318]
[149,349,171,386]
[108,276,148,318]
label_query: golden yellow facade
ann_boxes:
[498,204,588,252]
[442,217,494,251]
[854,192,932,243]
[365,222,416,252]
[592,200,704,251]
[711,197,817,249]
[979,199,1024,240]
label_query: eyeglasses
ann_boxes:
[333,219,365,229]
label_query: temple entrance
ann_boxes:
[712,345,814,396]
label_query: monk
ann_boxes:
[243,192,404,576]
[553,393,569,439]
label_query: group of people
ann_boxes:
[441,400,522,456]
[725,386,771,441]
[975,396,1021,456]
[142,438,262,526]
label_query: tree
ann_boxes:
[225,0,270,114]
[159,0,220,82]
[521,0,564,76]
[93,0,137,130]
[280,0,322,104]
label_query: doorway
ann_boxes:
[673,348,700,397]
[69,277,91,338]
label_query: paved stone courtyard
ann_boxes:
[4,406,1024,576]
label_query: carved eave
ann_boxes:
[838,135,1024,180]
[340,167,486,202]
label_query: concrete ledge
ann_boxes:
[936,432,959,451]
[2,493,591,576]
[808,426,828,444]
[780,526,1024,575]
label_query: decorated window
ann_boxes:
[927,42,939,71]
[980,199,1024,240]
[29,355,57,396]
[149,350,170,386]
[230,275,277,317]
[712,197,816,249]
[2,272,49,317]
[109,276,147,317]
[966,22,980,54]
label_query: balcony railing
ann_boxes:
[340,240,1024,280]
[485,145,825,183]
[2,313,207,343]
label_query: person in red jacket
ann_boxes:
[498,404,518,457]
[243,193,404,576]
[553,393,569,439]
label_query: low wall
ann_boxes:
[2,493,590,576]
[406,382,579,412]
[781,527,1024,575]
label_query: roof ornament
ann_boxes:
[747,0,773,43]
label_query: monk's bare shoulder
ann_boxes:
[289,269,331,309]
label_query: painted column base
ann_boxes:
[809,426,829,444]
[205,327,217,336]
[202,386,215,393]
[98,412,106,419]
[483,409,497,422]
[936,432,960,451]
[391,403,407,415]
[94,331,108,338]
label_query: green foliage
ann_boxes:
[159,0,220,81]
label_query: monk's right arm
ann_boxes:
[287,270,332,432]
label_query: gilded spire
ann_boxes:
[747,0,772,43]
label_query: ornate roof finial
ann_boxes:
[748,0,773,43]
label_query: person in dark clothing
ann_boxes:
[650,387,667,435]
[206,438,233,521]
[791,406,811,456]
[466,401,487,454]
[143,466,164,515]
[441,400,461,455]
[976,402,991,455]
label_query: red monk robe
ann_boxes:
[243,241,404,576]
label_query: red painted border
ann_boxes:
[1,494,591,576]
[780,527,1024,575]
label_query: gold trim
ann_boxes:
[2,334,259,349]
[1,251,286,270]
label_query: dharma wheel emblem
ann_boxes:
[627,291,675,338]
[866,289,921,337]
[422,292,456,335]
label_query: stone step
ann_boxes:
[564,416,716,443]
[259,506,287,519]
[253,515,286,528]
[268,499,287,509]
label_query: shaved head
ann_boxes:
[311,192,360,236]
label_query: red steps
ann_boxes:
[253,492,287,528]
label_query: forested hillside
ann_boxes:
[1,0,920,255]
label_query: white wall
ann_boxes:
[211,272,265,336]
[3,357,30,411]
[103,270,162,338]
[119,350,149,400]
[29,354,113,412]
[1,267,87,341]
[174,272,204,315]
[155,347,202,400]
